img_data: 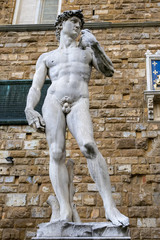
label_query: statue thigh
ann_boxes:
[42,95,66,162]
[67,98,97,159]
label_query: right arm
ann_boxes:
[25,53,48,132]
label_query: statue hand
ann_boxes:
[25,108,45,133]
[79,29,98,48]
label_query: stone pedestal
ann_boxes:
[33,238,130,240]
[32,221,131,240]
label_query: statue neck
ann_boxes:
[59,33,77,49]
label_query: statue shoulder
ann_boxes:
[36,50,57,68]
[83,46,94,60]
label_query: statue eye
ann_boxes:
[70,18,78,23]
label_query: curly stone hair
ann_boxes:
[54,10,85,41]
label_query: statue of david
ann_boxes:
[25,10,129,227]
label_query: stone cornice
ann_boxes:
[1,21,160,32]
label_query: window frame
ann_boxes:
[0,79,51,125]
[12,0,62,25]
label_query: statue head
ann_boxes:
[54,10,85,41]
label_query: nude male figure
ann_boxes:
[25,10,129,227]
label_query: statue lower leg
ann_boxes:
[83,143,129,226]
[49,150,72,222]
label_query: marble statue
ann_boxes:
[25,10,129,227]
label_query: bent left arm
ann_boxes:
[80,29,114,77]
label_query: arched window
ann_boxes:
[12,0,61,24]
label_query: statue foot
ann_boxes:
[105,206,129,227]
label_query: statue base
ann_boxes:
[32,221,131,240]
[33,238,130,240]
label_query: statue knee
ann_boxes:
[80,142,97,159]
[50,144,64,162]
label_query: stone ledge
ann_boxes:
[32,221,130,240]
[1,21,160,32]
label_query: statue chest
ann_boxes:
[46,48,92,68]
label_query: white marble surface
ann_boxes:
[25,10,129,227]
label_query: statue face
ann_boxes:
[62,16,81,39]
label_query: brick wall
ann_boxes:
[0,0,16,25]
[0,27,160,239]
[1,0,160,25]
[61,0,160,23]
[0,1,160,240]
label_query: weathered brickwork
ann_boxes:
[1,0,160,25]
[0,1,160,240]
[61,0,160,23]
[0,0,16,25]
[0,27,160,239]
